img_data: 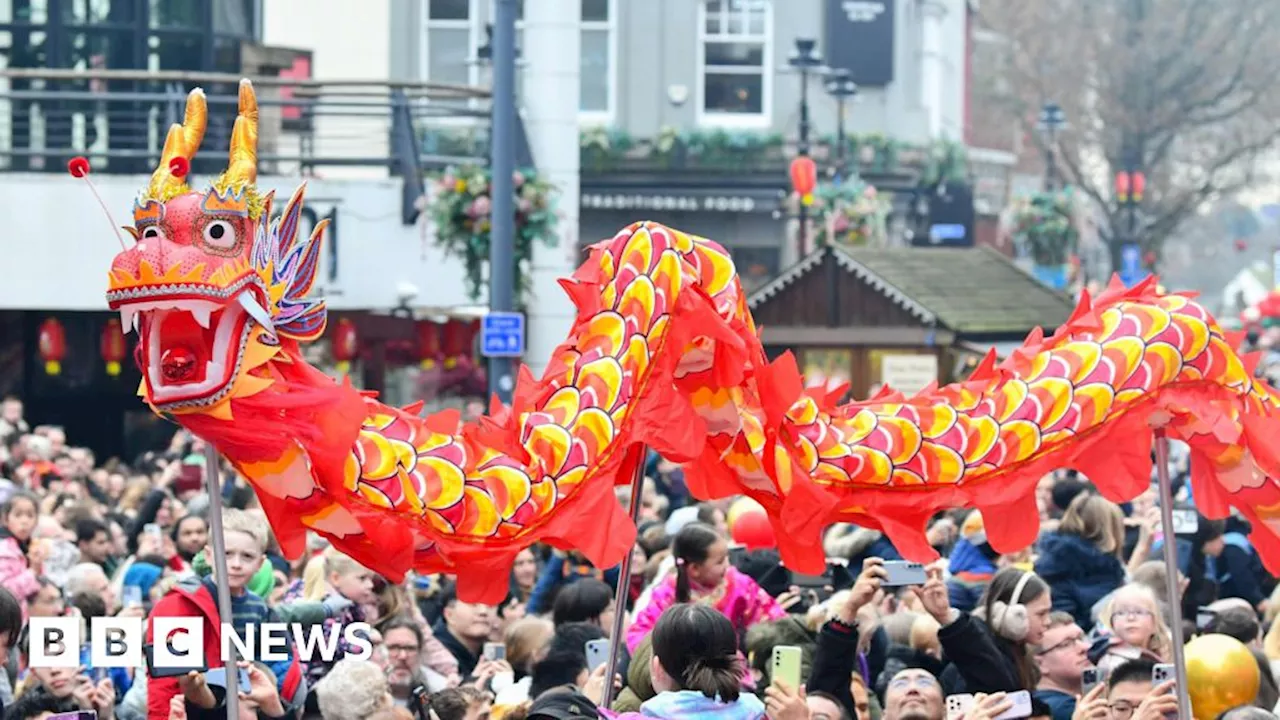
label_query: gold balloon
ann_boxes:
[1185,633,1260,719]
[727,497,764,529]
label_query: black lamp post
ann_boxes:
[1037,101,1066,191]
[787,38,824,258]
[824,68,857,183]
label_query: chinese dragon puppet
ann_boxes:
[93,81,1280,601]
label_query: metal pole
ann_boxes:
[796,68,810,259]
[203,444,239,720]
[1154,432,1193,720]
[600,450,647,709]
[835,97,846,182]
[487,0,518,405]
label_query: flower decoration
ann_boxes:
[1011,190,1078,267]
[429,166,559,301]
[786,178,893,247]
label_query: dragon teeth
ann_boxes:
[192,306,213,329]
[236,291,276,338]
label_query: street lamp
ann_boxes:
[786,38,825,258]
[824,68,857,183]
[1037,101,1066,191]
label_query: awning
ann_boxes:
[956,340,1027,359]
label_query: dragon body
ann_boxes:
[101,82,1280,601]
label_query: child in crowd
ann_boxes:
[0,492,42,620]
[1093,583,1171,671]
[625,522,785,653]
[146,509,308,718]
[302,546,376,685]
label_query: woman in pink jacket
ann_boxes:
[626,522,785,653]
[0,492,43,621]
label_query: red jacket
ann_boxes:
[145,577,305,719]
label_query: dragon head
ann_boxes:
[105,80,329,418]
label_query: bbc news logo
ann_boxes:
[28,617,374,668]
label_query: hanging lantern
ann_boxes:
[331,318,358,374]
[38,318,66,375]
[100,318,126,376]
[416,320,442,369]
[1131,171,1146,202]
[442,318,480,369]
[1114,171,1131,203]
[790,156,817,206]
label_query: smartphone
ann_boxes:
[946,694,973,720]
[92,666,108,684]
[881,561,928,587]
[482,642,505,662]
[1082,667,1108,695]
[123,586,143,609]
[771,645,802,690]
[1152,664,1177,719]
[585,638,609,672]
[947,691,1032,720]
[1171,509,1199,535]
[143,523,163,541]
[47,712,98,720]
[791,569,832,588]
[205,667,252,694]
[143,643,208,678]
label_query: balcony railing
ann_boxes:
[0,68,518,224]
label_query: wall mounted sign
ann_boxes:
[580,190,783,214]
[824,0,896,87]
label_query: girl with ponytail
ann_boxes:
[607,604,766,719]
[625,522,784,653]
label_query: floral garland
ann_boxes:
[428,166,559,302]
[1011,190,1078,266]
[785,179,892,246]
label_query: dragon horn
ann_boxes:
[147,87,206,199]
[224,79,259,188]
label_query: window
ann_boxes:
[580,0,614,119]
[423,0,478,106]
[698,0,771,125]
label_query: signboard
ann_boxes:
[481,312,525,357]
[913,183,975,248]
[824,0,896,87]
[880,354,938,396]
[580,191,781,214]
[1119,243,1146,288]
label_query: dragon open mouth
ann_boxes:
[113,286,272,410]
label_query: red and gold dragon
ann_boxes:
[96,81,1280,601]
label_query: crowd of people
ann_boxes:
[0,394,1279,719]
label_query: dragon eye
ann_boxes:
[141,226,165,241]
[202,220,237,249]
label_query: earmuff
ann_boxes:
[990,570,1035,642]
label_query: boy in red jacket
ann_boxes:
[146,509,306,718]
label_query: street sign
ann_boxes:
[481,312,525,358]
[1119,243,1146,288]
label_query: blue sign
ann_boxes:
[1119,243,1147,287]
[481,312,525,357]
[930,224,967,242]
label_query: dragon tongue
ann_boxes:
[237,291,276,338]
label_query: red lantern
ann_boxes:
[1131,171,1146,202]
[330,318,358,374]
[416,320,442,369]
[1114,171,1131,202]
[101,319,126,376]
[38,318,66,375]
[442,318,480,368]
[790,156,817,206]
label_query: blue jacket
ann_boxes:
[947,539,996,612]
[1218,531,1275,608]
[526,553,620,616]
[1035,532,1125,631]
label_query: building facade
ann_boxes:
[391,0,977,290]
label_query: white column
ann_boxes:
[920,0,948,140]
[521,0,581,377]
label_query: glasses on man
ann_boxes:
[1108,700,1137,718]
[1036,631,1085,655]
[387,644,421,657]
[888,675,939,691]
